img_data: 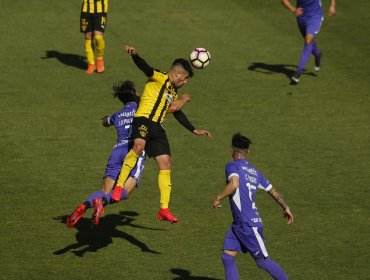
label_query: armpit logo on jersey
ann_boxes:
[165,93,174,104]
[138,125,148,138]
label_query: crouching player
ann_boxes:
[212,133,294,280]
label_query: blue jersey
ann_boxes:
[107,102,138,146]
[225,159,272,228]
[297,0,323,17]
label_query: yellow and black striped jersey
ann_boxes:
[135,70,178,124]
[81,0,108,14]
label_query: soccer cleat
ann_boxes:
[96,59,105,73]
[111,186,123,202]
[85,63,96,74]
[157,208,179,224]
[92,198,104,225]
[290,73,300,85]
[66,204,86,228]
[314,53,321,72]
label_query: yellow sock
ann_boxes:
[93,35,105,60]
[85,39,95,65]
[158,170,171,209]
[116,150,139,186]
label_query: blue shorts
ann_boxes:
[103,143,145,186]
[223,224,269,260]
[297,15,323,37]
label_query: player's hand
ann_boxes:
[124,45,137,55]
[294,7,303,16]
[181,93,191,102]
[328,5,336,17]
[193,129,212,138]
[283,206,294,224]
[211,199,222,209]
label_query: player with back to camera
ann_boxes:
[66,80,191,227]
[281,0,336,84]
[211,133,294,280]
[80,0,108,74]
[110,45,211,224]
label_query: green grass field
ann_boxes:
[1,0,370,279]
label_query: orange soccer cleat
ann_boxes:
[96,59,105,73]
[85,63,96,74]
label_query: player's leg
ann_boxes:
[292,16,323,84]
[256,258,288,280]
[112,119,147,201]
[222,226,241,280]
[66,190,105,228]
[105,151,146,204]
[150,128,178,223]
[246,227,288,280]
[111,141,144,201]
[156,155,172,208]
[93,154,145,225]
[92,13,107,73]
[80,13,96,74]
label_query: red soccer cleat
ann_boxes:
[157,208,179,224]
[66,204,86,228]
[92,198,104,225]
[111,186,123,202]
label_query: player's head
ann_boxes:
[231,132,252,158]
[112,80,140,104]
[169,58,193,89]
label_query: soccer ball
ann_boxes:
[189,48,211,69]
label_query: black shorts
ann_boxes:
[132,117,171,158]
[80,12,107,33]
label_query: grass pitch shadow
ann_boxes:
[248,62,318,81]
[53,211,164,257]
[171,268,221,280]
[42,50,86,70]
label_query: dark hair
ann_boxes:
[232,132,252,150]
[112,80,139,104]
[172,58,194,77]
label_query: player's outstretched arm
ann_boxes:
[173,110,212,138]
[211,176,239,209]
[268,187,294,224]
[193,129,211,138]
[123,45,154,77]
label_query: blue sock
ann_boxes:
[311,40,321,58]
[84,191,105,208]
[297,43,313,75]
[256,257,288,280]
[105,188,128,205]
[221,252,239,280]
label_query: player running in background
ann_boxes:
[80,0,108,74]
[66,80,191,227]
[111,45,211,224]
[211,133,293,280]
[281,0,336,84]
